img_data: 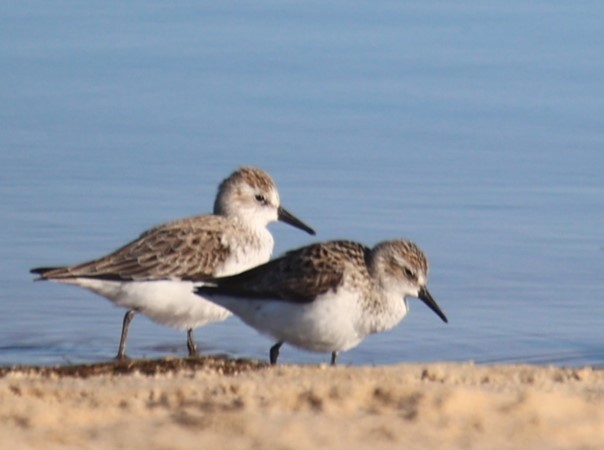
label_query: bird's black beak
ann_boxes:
[277,206,316,235]
[417,286,448,323]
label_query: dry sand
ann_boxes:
[0,357,602,450]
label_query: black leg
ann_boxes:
[269,342,283,365]
[116,309,137,361]
[330,351,338,366]
[186,328,198,357]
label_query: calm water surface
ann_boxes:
[1,1,603,367]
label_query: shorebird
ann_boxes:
[31,167,315,360]
[195,239,447,365]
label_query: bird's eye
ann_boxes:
[404,267,416,279]
[255,194,267,204]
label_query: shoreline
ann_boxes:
[1,357,603,449]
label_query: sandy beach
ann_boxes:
[0,357,602,450]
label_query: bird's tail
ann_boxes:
[30,266,71,280]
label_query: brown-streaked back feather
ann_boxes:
[197,240,370,303]
[30,215,234,281]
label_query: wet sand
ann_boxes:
[1,357,602,449]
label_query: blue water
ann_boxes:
[1,1,603,367]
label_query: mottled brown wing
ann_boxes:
[198,240,369,303]
[31,215,232,281]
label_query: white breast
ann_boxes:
[215,226,274,277]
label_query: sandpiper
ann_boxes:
[31,167,315,360]
[195,239,447,365]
